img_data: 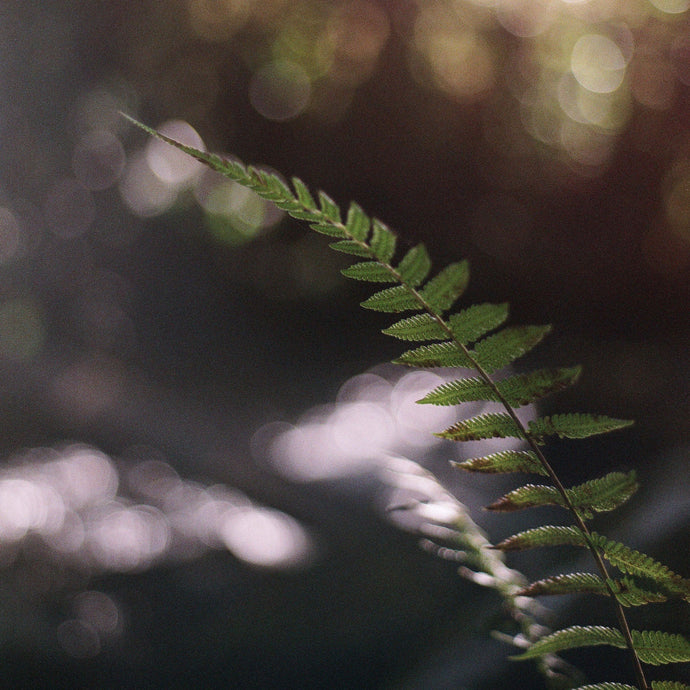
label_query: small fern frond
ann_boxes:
[528,413,634,442]
[418,260,470,314]
[381,314,449,341]
[472,324,552,373]
[341,261,397,282]
[651,682,690,689]
[369,219,397,262]
[489,471,639,516]
[436,412,523,441]
[418,366,582,406]
[495,525,586,551]
[452,450,548,476]
[514,626,690,665]
[447,302,510,345]
[393,341,475,368]
[572,684,637,690]
[361,285,422,312]
[396,244,432,287]
[344,202,370,240]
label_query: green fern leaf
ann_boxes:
[590,535,690,594]
[418,366,581,406]
[632,630,690,665]
[567,471,639,518]
[473,325,552,373]
[519,572,606,597]
[341,261,396,282]
[512,625,626,660]
[528,413,634,441]
[318,190,341,223]
[345,202,370,241]
[310,220,348,238]
[291,176,317,209]
[651,682,690,690]
[573,683,637,690]
[447,302,510,345]
[487,483,561,512]
[393,341,475,368]
[369,219,396,262]
[452,450,547,476]
[382,314,448,341]
[494,525,585,551]
[329,240,374,257]
[360,285,422,313]
[609,577,677,607]
[396,244,431,287]
[436,413,523,441]
[418,260,470,314]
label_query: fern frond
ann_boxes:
[513,626,690,665]
[308,221,347,238]
[344,202,370,240]
[528,413,634,442]
[317,190,341,223]
[393,341,475,368]
[361,285,422,312]
[448,302,510,345]
[418,366,581,406]
[651,682,690,690]
[452,450,547,476]
[472,325,552,373]
[382,314,448,341]
[574,683,637,690]
[396,244,431,287]
[291,176,317,209]
[341,261,396,282]
[418,260,470,314]
[494,525,585,551]
[489,471,639,516]
[436,412,523,441]
[521,573,677,607]
[369,219,396,262]
[329,240,375,257]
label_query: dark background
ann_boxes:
[0,0,687,687]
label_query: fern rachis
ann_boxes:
[124,114,689,690]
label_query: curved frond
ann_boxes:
[494,525,585,551]
[291,176,316,209]
[528,414,634,441]
[370,219,396,262]
[632,630,690,665]
[382,314,448,341]
[452,450,547,476]
[361,285,422,312]
[393,341,475,368]
[473,325,552,373]
[341,261,396,282]
[567,471,639,518]
[330,240,374,257]
[318,190,341,223]
[487,483,560,512]
[345,202,370,240]
[436,413,523,441]
[512,625,626,660]
[396,244,431,286]
[418,260,470,314]
[651,683,690,690]
[448,302,510,345]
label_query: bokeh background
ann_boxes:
[0,0,688,687]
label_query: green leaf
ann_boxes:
[341,261,396,282]
[369,219,396,263]
[418,260,470,314]
[512,625,626,660]
[345,202,370,241]
[393,341,475,368]
[382,314,448,341]
[494,525,585,551]
[473,324,552,373]
[452,450,547,476]
[361,285,422,312]
[528,414,634,441]
[574,683,637,690]
[291,176,317,209]
[396,244,431,287]
[651,683,690,690]
[436,413,524,441]
[448,302,510,345]
[567,471,638,518]
[632,629,690,665]
[487,483,561,512]
[309,222,347,238]
[418,366,581,407]
[318,190,341,223]
[329,240,374,257]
